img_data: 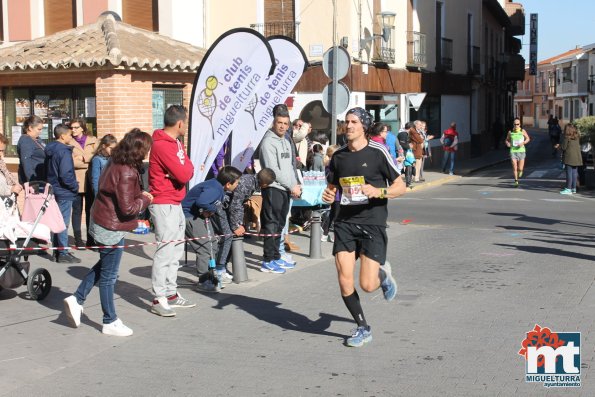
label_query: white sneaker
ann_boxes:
[63,295,83,328]
[151,296,176,317]
[217,271,234,284]
[102,318,133,337]
[280,254,296,265]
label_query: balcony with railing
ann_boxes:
[372,26,395,64]
[405,31,426,68]
[467,45,480,75]
[250,21,300,40]
[439,37,453,71]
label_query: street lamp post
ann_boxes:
[359,11,396,51]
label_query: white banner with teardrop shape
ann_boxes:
[188,28,274,186]
[230,36,308,172]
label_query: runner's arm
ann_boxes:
[362,176,406,199]
[521,130,531,146]
[322,183,337,204]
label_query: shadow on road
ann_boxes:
[202,292,351,338]
[494,243,595,262]
[489,212,595,229]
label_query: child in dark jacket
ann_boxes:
[227,168,276,237]
[45,124,80,263]
[182,166,242,292]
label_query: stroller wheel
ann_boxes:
[27,268,52,300]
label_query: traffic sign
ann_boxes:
[322,81,350,114]
[322,46,350,80]
[407,93,427,111]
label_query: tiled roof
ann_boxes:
[538,48,583,66]
[0,13,205,72]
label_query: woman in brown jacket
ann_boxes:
[69,118,97,247]
[408,122,425,182]
[557,123,583,195]
[63,129,153,337]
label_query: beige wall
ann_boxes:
[207,0,258,45]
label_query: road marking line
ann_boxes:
[432,198,472,201]
[540,199,582,202]
[485,198,530,201]
[527,170,547,178]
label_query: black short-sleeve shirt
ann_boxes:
[328,141,399,226]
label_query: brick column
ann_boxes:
[95,72,153,140]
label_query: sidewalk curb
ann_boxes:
[408,157,510,193]
[407,175,459,193]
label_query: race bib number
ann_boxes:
[339,176,368,205]
[512,138,523,147]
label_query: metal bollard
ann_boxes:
[309,210,323,259]
[231,236,249,283]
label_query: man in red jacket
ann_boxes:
[149,105,195,317]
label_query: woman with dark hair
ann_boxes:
[69,118,98,247]
[306,143,325,171]
[557,123,582,195]
[17,115,46,183]
[89,134,118,196]
[86,134,118,246]
[369,122,390,151]
[63,128,153,337]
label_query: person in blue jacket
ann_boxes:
[45,123,80,263]
[17,115,46,184]
[385,128,398,161]
[182,166,242,292]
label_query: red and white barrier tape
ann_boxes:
[0,228,305,252]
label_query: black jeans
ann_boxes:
[71,193,84,241]
[260,188,290,262]
[404,165,413,186]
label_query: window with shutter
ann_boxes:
[122,0,158,31]
[263,0,295,38]
[44,0,76,35]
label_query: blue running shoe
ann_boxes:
[346,326,372,347]
[275,258,295,269]
[260,260,286,274]
[379,261,397,301]
[560,188,573,195]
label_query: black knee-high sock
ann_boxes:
[342,290,368,328]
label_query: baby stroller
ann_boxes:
[0,182,54,300]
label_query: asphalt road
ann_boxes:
[1,133,594,396]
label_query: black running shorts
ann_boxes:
[332,222,388,265]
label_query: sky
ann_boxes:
[518,0,595,62]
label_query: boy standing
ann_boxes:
[45,124,80,263]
